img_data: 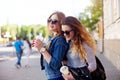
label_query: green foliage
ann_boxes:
[1,24,18,40]
[78,0,103,32]
[0,24,47,41]
[30,28,35,39]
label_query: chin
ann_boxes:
[66,38,71,41]
[49,29,55,32]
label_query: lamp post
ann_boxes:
[101,0,104,53]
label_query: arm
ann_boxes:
[33,37,68,70]
[33,38,52,63]
[20,41,24,51]
[85,44,97,72]
[48,44,68,70]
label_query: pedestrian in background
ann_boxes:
[32,11,69,80]
[61,16,97,80]
[23,39,32,68]
[14,36,24,69]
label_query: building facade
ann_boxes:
[103,0,120,70]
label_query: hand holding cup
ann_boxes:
[60,66,70,75]
[32,36,44,52]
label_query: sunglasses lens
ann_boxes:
[47,19,51,23]
[47,19,58,24]
[52,20,58,24]
[62,30,72,35]
[65,31,70,35]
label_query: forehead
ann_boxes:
[50,14,58,20]
[62,25,72,30]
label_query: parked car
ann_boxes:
[6,42,14,47]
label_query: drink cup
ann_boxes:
[60,66,70,75]
[32,35,43,47]
[36,35,43,41]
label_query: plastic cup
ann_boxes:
[60,66,70,75]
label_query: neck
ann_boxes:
[51,32,60,39]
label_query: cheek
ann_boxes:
[70,33,74,39]
[65,35,72,41]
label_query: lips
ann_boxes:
[50,26,54,28]
[49,25,55,30]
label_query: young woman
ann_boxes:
[33,11,69,80]
[61,16,97,80]
[23,39,32,68]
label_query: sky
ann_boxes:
[0,0,91,26]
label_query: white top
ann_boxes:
[23,41,31,55]
[67,42,96,72]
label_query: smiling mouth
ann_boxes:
[50,26,54,28]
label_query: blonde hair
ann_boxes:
[62,16,96,61]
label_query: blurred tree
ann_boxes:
[0,24,47,41]
[1,25,7,35]
[37,25,46,37]
[30,28,34,39]
[78,0,103,32]
[20,25,28,40]
[9,24,18,40]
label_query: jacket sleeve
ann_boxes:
[49,38,68,71]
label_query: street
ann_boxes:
[0,46,120,80]
[0,47,47,80]
[0,56,46,80]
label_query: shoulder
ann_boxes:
[14,41,17,44]
[18,41,24,46]
[57,36,66,41]
[23,40,26,43]
[14,41,19,45]
[55,36,67,44]
[83,43,94,56]
[83,43,92,51]
[52,36,68,47]
[14,41,17,46]
[52,36,65,42]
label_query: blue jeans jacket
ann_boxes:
[43,36,68,79]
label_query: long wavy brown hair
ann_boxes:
[62,16,96,61]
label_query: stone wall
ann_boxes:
[103,39,120,70]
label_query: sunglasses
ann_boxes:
[62,30,73,35]
[47,19,58,24]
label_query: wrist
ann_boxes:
[39,47,46,53]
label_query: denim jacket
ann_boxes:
[43,36,68,79]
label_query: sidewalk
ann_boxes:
[0,54,46,80]
[97,53,120,80]
[0,52,120,80]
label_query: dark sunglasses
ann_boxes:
[62,30,73,35]
[47,19,58,24]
